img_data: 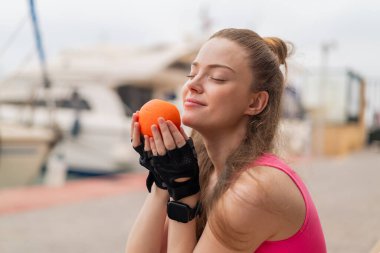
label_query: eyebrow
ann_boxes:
[191,62,236,73]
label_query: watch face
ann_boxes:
[167,202,191,223]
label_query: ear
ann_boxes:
[244,91,269,116]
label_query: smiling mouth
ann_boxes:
[185,98,206,106]
[184,99,205,106]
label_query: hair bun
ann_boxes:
[263,37,292,65]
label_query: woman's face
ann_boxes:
[181,38,255,132]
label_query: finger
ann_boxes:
[151,124,166,156]
[132,122,141,147]
[149,137,158,156]
[144,135,151,151]
[130,113,136,140]
[167,120,186,148]
[158,117,176,151]
[130,112,140,141]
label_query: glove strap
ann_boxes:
[134,143,167,192]
[146,171,167,192]
[167,176,200,200]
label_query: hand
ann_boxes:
[130,111,150,168]
[130,112,166,192]
[149,118,200,201]
[148,117,188,156]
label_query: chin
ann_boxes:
[182,114,201,129]
[182,115,194,128]
[183,118,210,136]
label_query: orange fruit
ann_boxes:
[138,99,181,137]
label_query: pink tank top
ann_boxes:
[253,153,326,253]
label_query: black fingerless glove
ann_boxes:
[152,138,200,200]
[133,141,167,192]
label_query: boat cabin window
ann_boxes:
[55,89,91,110]
[55,97,91,110]
[0,96,91,111]
[168,61,190,72]
[115,85,153,116]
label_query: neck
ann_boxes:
[198,119,248,175]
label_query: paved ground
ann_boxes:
[0,147,379,253]
[294,147,380,253]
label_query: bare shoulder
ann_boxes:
[219,165,295,228]
[236,165,302,203]
[196,165,306,252]
[228,165,307,240]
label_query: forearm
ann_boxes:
[125,184,169,253]
[167,194,200,253]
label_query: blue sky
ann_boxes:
[1,0,379,79]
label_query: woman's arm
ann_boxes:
[160,217,169,253]
[146,119,200,253]
[167,193,200,253]
[125,184,169,253]
[126,113,170,253]
[192,166,302,253]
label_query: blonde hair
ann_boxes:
[192,28,292,249]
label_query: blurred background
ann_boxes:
[0,0,379,253]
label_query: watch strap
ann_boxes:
[167,201,202,223]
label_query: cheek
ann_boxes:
[214,88,249,115]
[181,83,189,102]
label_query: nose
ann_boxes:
[186,75,203,94]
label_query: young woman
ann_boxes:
[125,28,326,253]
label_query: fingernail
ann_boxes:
[158,117,164,124]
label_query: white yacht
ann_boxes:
[0,41,199,175]
[0,123,56,188]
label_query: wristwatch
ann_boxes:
[167,201,202,223]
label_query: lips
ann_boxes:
[184,98,206,106]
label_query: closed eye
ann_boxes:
[210,77,226,82]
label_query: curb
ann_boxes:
[0,172,147,217]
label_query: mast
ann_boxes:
[28,0,56,127]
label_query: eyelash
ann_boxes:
[186,75,226,82]
[210,77,226,82]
